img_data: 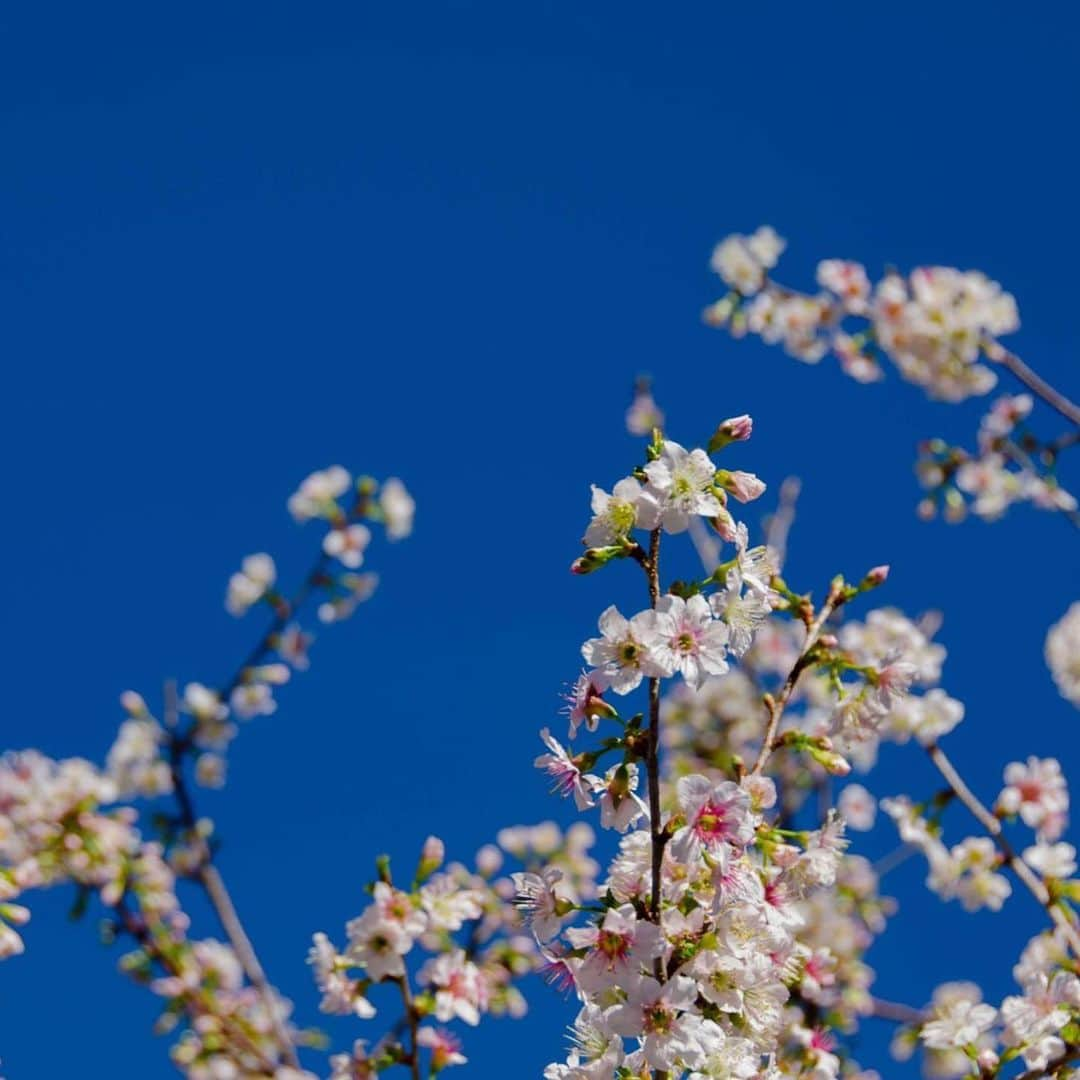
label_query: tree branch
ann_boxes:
[925,743,1080,959]
[984,340,1080,428]
[750,581,844,776]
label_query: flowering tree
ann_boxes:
[3,258,1080,1079]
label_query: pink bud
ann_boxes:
[120,690,148,717]
[866,565,889,586]
[475,844,503,876]
[421,835,445,869]
[723,470,767,504]
[721,414,753,441]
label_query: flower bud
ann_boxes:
[856,564,890,593]
[571,545,629,575]
[416,835,445,882]
[120,691,148,717]
[808,744,852,776]
[475,844,503,877]
[707,414,753,452]
[716,469,767,504]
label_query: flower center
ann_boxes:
[597,930,630,960]
[644,1004,673,1034]
[694,800,730,842]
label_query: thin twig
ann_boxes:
[763,476,801,574]
[164,494,372,1066]
[926,743,1080,959]
[868,996,925,1026]
[750,582,844,776]
[114,897,279,1076]
[984,341,1080,428]
[686,517,721,574]
[872,842,918,879]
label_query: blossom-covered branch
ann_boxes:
[704,227,1079,527]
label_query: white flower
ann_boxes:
[711,569,771,658]
[1046,601,1080,706]
[418,950,488,1026]
[183,683,228,723]
[511,868,565,942]
[997,757,1069,841]
[566,903,663,994]
[107,719,172,798]
[226,553,277,616]
[838,784,876,831]
[308,933,374,1018]
[229,682,277,719]
[288,465,352,521]
[594,762,649,833]
[1023,842,1077,880]
[711,227,785,295]
[323,523,372,568]
[345,910,413,982]
[816,259,871,314]
[669,775,754,865]
[584,477,657,546]
[563,669,613,739]
[535,728,595,811]
[642,441,722,534]
[277,623,314,670]
[607,975,703,1072]
[379,478,415,539]
[582,605,671,694]
[646,594,730,690]
[921,996,997,1050]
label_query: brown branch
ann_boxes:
[396,975,421,1080]
[645,528,665,931]
[925,743,1080,959]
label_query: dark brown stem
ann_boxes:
[396,975,421,1080]
[645,528,664,932]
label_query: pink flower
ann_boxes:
[535,729,595,811]
[416,1027,467,1072]
[669,775,754,866]
[997,757,1069,840]
[646,594,730,690]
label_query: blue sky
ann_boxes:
[0,2,1077,1075]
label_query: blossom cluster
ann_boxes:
[529,418,924,1079]
[308,828,597,1076]
[705,227,1016,401]
[517,408,1080,1079]
[915,394,1077,524]
[704,227,1078,533]
[0,464,417,1078]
